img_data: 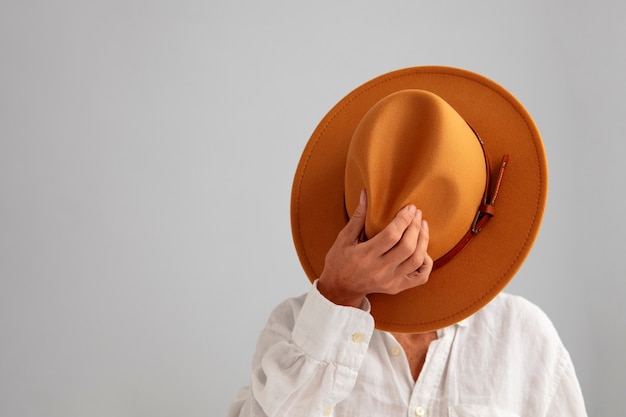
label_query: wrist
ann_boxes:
[317,278,366,308]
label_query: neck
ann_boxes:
[391,331,438,382]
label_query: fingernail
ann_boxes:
[360,188,366,205]
[407,205,417,215]
[422,219,428,231]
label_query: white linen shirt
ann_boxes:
[228,283,587,417]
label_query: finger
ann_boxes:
[382,210,422,265]
[414,219,430,261]
[367,204,417,254]
[396,219,430,275]
[340,188,368,243]
[417,252,433,275]
[403,253,433,287]
[389,252,433,293]
[413,253,434,279]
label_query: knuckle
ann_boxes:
[412,248,426,263]
[421,254,433,268]
[403,246,423,266]
[399,231,417,249]
[380,227,403,246]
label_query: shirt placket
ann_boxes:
[406,325,456,417]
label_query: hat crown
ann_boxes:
[345,90,486,260]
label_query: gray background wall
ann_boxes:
[1,1,624,416]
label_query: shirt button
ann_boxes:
[352,333,364,343]
[391,346,401,356]
[415,406,425,416]
[323,406,332,416]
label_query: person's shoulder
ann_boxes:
[484,292,550,319]
[468,292,563,346]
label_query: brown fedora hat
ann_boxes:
[291,66,547,333]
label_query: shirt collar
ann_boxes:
[436,318,469,338]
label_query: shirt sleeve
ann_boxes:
[227,282,375,417]
[543,350,588,417]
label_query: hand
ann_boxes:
[317,189,433,308]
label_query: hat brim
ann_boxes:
[291,66,547,333]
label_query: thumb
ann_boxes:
[344,188,368,241]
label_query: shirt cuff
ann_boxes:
[291,281,375,370]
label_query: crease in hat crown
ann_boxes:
[344,89,487,261]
